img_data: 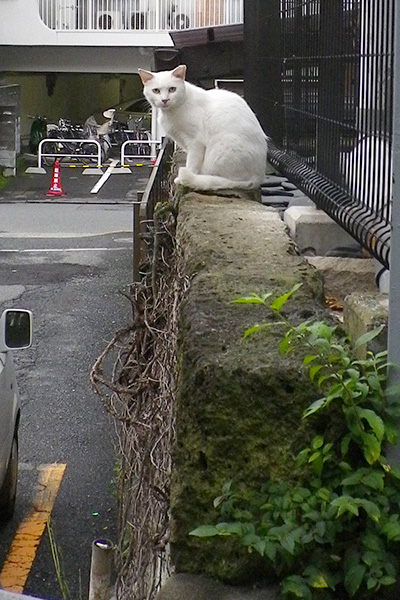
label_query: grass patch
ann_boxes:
[0,171,8,193]
[0,154,30,192]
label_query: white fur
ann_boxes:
[138,65,267,191]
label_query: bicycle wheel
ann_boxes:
[41,141,57,167]
[54,141,74,165]
[139,131,152,156]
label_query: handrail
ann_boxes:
[141,138,174,221]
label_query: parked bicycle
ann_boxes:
[38,110,114,166]
[125,115,152,157]
[29,115,81,164]
[82,109,114,162]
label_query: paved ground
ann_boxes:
[0,153,142,599]
[0,224,133,599]
[0,154,152,204]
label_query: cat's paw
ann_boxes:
[174,167,190,187]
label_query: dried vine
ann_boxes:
[90,193,187,600]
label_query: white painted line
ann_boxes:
[90,159,118,194]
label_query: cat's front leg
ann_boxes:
[185,141,206,174]
[175,142,206,185]
[175,142,205,186]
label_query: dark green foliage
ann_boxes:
[190,286,400,599]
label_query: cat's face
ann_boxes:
[138,65,187,110]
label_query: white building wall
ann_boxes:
[0,0,172,46]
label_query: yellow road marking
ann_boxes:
[0,463,66,593]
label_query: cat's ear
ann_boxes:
[172,65,187,81]
[138,69,154,85]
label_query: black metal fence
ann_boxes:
[244,0,394,268]
[133,138,174,281]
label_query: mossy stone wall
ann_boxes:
[171,191,327,583]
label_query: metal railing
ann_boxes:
[246,0,394,269]
[133,138,174,281]
[38,138,102,167]
[121,139,161,164]
[37,0,243,31]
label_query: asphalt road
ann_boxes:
[0,154,151,203]
[0,176,138,598]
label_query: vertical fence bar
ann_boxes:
[133,192,144,282]
[387,1,400,451]
[88,0,93,29]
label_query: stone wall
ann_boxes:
[169,190,329,583]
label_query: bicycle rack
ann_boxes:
[37,138,102,168]
[120,139,162,165]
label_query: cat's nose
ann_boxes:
[162,99,169,105]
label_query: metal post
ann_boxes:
[244,0,283,145]
[87,0,93,29]
[387,1,400,462]
[133,191,144,282]
[88,538,114,600]
[317,0,344,182]
[155,0,160,30]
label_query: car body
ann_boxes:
[111,97,152,131]
[0,309,32,522]
[95,97,151,132]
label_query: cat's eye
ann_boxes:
[152,88,160,94]
[169,87,176,93]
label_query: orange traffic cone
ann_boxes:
[46,160,65,197]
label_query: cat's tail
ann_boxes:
[176,167,263,191]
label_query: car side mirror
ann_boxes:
[0,309,33,351]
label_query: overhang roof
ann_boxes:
[170,24,244,49]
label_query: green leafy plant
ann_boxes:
[190,285,400,599]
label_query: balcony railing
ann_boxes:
[38,0,243,31]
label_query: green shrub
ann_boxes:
[190,285,400,599]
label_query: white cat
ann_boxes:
[138,65,267,191]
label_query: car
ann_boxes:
[95,97,151,132]
[110,97,152,131]
[0,309,32,523]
